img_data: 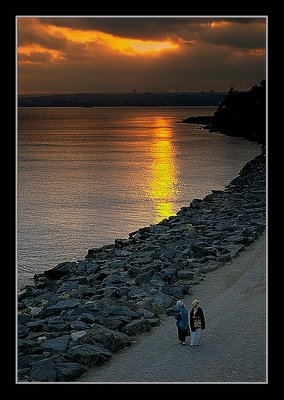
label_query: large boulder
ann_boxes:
[66,344,113,366]
[30,358,57,382]
[55,362,85,381]
[101,330,132,352]
[41,335,70,354]
[121,319,151,336]
[44,262,77,279]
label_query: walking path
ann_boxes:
[77,231,267,383]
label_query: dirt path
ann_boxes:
[76,232,267,383]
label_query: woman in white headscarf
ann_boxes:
[189,299,206,346]
[174,300,189,345]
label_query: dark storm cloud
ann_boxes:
[198,21,266,49]
[36,17,207,40]
[18,18,68,50]
[36,16,265,44]
[138,43,265,90]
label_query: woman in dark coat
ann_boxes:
[174,300,189,345]
[189,299,205,346]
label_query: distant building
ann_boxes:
[132,89,136,94]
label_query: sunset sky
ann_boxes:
[17,16,266,94]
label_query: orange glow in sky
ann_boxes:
[17,22,180,65]
[234,48,266,58]
[47,25,180,55]
[208,21,231,29]
[249,48,266,56]
[18,43,65,63]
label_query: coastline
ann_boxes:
[17,151,266,382]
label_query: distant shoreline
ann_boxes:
[18,92,226,108]
[18,105,218,107]
[179,115,213,126]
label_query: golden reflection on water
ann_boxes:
[147,118,178,221]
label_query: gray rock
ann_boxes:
[135,271,153,284]
[101,330,132,352]
[30,306,43,317]
[18,314,32,325]
[190,242,210,257]
[217,254,232,263]
[30,358,57,382]
[44,261,76,280]
[145,290,173,314]
[127,286,147,299]
[78,312,97,323]
[71,331,87,341]
[140,309,155,319]
[18,354,43,369]
[103,274,134,285]
[18,368,31,382]
[102,287,120,299]
[187,261,205,270]
[110,306,140,318]
[46,322,70,332]
[205,260,220,271]
[93,315,129,330]
[26,331,58,341]
[66,343,113,366]
[161,267,177,282]
[95,298,114,312]
[55,362,85,381]
[127,266,140,278]
[131,233,143,240]
[162,285,190,298]
[147,318,160,327]
[177,270,195,280]
[70,320,90,330]
[57,280,79,292]
[115,238,132,247]
[26,319,47,332]
[41,335,70,354]
[121,319,152,336]
[225,244,246,257]
[190,198,203,209]
[68,275,88,284]
[47,299,81,312]
[37,336,47,343]
[161,249,176,259]
[108,259,125,269]
[114,249,132,257]
[18,324,30,338]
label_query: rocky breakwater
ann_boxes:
[17,153,266,382]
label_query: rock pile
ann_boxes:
[17,153,266,382]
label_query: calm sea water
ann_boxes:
[17,106,261,289]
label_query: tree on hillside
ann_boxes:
[210,80,266,145]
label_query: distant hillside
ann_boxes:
[181,81,266,146]
[18,92,226,107]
